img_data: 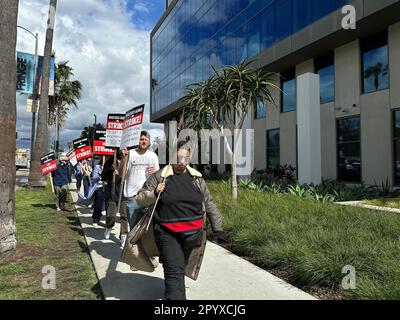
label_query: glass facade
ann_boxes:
[337,116,361,182]
[281,69,296,113]
[361,32,389,94]
[151,0,349,114]
[255,100,266,119]
[315,53,335,104]
[393,111,400,185]
[267,129,280,168]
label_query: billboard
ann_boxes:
[40,152,57,175]
[16,52,35,94]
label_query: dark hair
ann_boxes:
[177,140,191,152]
[140,131,151,141]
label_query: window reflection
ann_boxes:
[152,0,348,114]
[255,101,266,119]
[315,53,335,104]
[267,129,280,168]
[281,69,296,113]
[337,117,361,182]
[361,32,389,94]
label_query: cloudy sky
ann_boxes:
[16,0,165,149]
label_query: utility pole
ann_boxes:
[28,0,57,186]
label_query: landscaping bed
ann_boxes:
[207,180,400,300]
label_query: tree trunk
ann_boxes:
[0,0,19,258]
[28,0,57,186]
[231,153,238,202]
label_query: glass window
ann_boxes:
[311,0,336,21]
[275,0,292,42]
[267,129,280,168]
[293,0,311,32]
[247,15,261,59]
[281,69,296,113]
[393,111,400,185]
[315,52,335,104]
[260,3,274,51]
[361,31,389,94]
[255,101,266,119]
[337,116,361,182]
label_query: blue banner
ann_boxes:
[37,55,55,96]
[16,52,35,94]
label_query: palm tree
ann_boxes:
[48,61,82,154]
[0,0,19,258]
[183,59,278,200]
[81,123,105,147]
[364,62,388,91]
[28,0,57,186]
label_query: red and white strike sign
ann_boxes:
[73,137,93,161]
[40,152,57,175]
[93,129,114,155]
[105,113,125,148]
[66,149,77,167]
[120,104,144,150]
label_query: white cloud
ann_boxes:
[16,0,163,149]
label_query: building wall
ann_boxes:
[389,22,400,109]
[320,102,337,180]
[335,40,361,117]
[360,90,392,185]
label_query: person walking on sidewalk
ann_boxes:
[136,141,228,300]
[81,158,92,199]
[52,155,72,212]
[91,156,105,225]
[102,153,129,241]
[118,131,159,248]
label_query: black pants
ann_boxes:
[154,224,202,300]
[75,173,82,190]
[83,176,90,197]
[92,188,104,222]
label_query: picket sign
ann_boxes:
[73,137,93,161]
[40,152,57,175]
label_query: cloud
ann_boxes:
[16,0,164,149]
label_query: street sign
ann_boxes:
[26,98,39,112]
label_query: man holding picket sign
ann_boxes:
[105,105,159,250]
[50,154,71,212]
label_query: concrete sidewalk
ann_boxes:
[70,185,316,300]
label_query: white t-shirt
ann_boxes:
[124,149,160,197]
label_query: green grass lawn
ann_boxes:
[0,183,101,300]
[208,181,400,300]
[363,198,400,209]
